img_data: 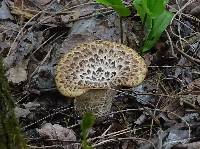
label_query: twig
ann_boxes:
[101,125,113,136]
[29,47,53,80]
[67,10,114,23]
[174,18,196,33]
[23,107,73,130]
[175,42,200,64]
[103,107,191,141]
[60,2,97,12]
[89,128,132,142]
[7,11,43,57]
[165,29,176,57]
[148,65,196,68]
[170,0,196,24]
[167,4,200,23]
[28,138,79,143]
[28,145,63,149]
[120,17,123,44]
[92,137,156,148]
[174,141,200,148]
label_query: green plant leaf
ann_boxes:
[111,5,131,16]
[144,14,152,36]
[133,0,173,53]
[164,0,170,4]
[81,113,95,130]
[96,0,123,5]
[133,0,167,20]
[80,112,95,149]
[81,113,95,138]
[141,10,173,52]
[147,0,165,17]
[133,0,148,22]
[96,0,131,16]
[82,141,93,149]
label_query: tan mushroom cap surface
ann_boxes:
[55,40,147,97]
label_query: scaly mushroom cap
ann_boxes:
[55,40,147,97]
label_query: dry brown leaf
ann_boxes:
[10,6,34,19]
[37,123,78,149]
[6,62,27,83]
[15,107,30,118]
[0,0,14,20]
[72,11,80,20]
[61,11,80,23]
[187,79,200,92]
[34,0,52,6]
[37,123,76,141]
[61,15,70,23]
[143,53,153,66]
[180,79,200,106]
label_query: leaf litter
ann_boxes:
[0,0,200,148]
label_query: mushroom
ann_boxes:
[55,40,147,116]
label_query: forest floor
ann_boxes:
[0,0,200,148]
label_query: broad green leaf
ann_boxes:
[141,10,173,52]
[147,0,165,17]
[144,14,153,36]
[96,0,131,16]
[96,0,123,5]
[111,5,131,16]
[133,0,152,35]
[96,0,113,5]
[133,0,166,19]
[133,0,148,22]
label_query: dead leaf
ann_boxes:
[10,6,34,19]
[34,0,52,6]
[0,0,14,20]
[163,129,189,149]
[180,79,200,106]
[6,62,28,83]
[24,102,41,110]
[174,141,200,149]
[0,41,10,53]
[190,6,200,18]
[143,53,153,66]
[61,11,80,23]
[15,107,31,118]
[61,15,70,23]
[187,78,200,93]
[37,123,78,149]
[160,98,185,120]
[134,114,146,125]
[37,123,76,142]
[60,34,97,54]
[71,11,80,20]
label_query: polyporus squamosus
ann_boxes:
[55,40,147,116]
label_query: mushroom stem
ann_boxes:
[74,89,117,117]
